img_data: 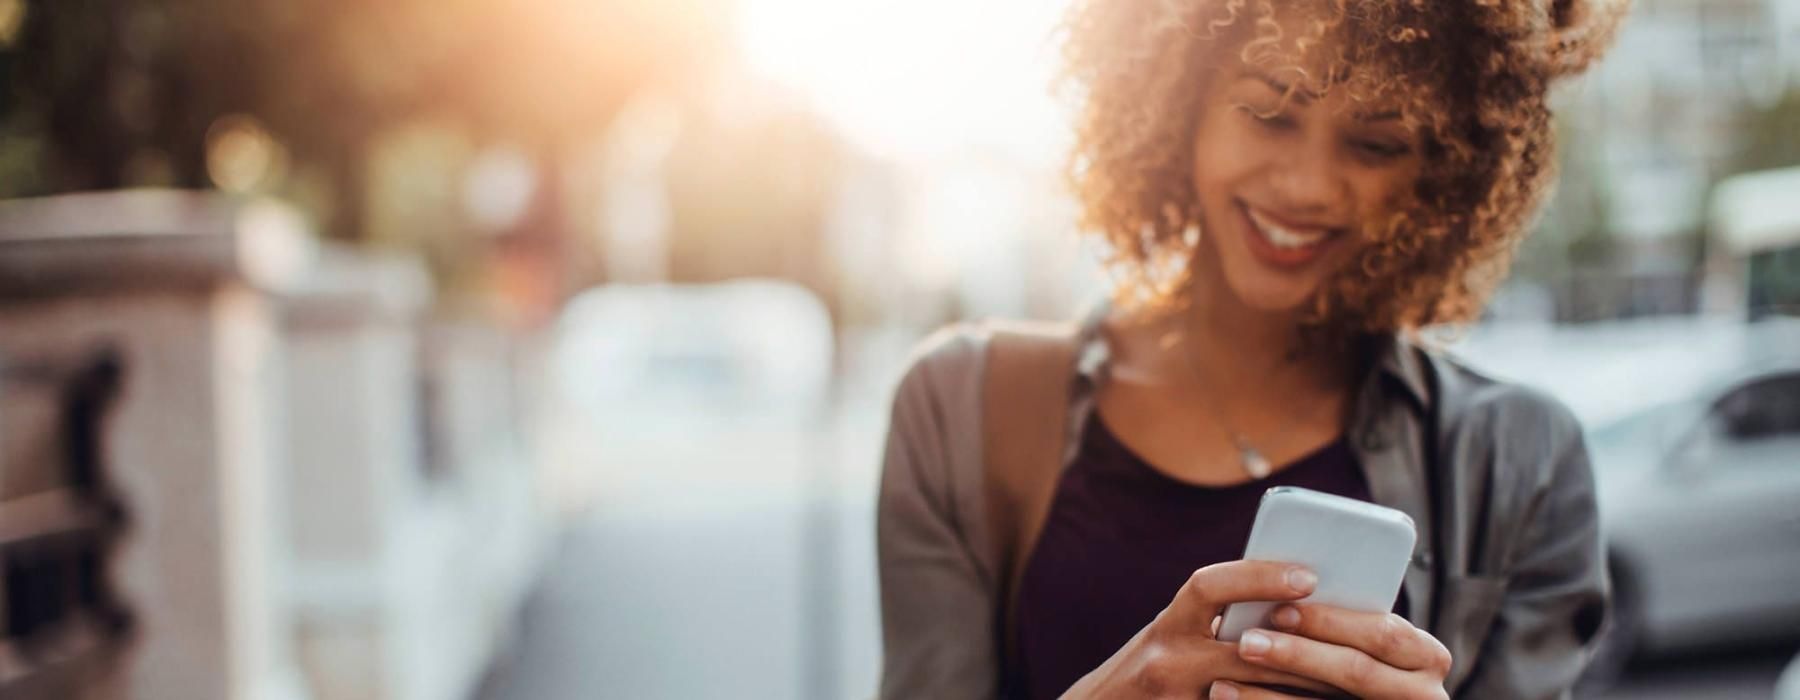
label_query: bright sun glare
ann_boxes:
[736,0,1072,162]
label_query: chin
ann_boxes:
[1221,269,1320,314]
[1211,231,1331,314]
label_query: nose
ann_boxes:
[1267,146,1349,219]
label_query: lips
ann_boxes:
[1237,201,1345,268]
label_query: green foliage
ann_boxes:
[1728,87,1800,176]
[1725,86,1800,317]
[1514,113,1615,285]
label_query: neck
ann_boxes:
[1175,271,1350,399]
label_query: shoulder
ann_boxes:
[1424,348,1589,486]
[1430,352,1582,439]
[879,323,994,548]
[883,323,994,472]
[892,314,1093,411]
[891,322,990,410]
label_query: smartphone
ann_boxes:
[1214,486,1417,642]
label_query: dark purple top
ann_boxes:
[1009,415,1401,700]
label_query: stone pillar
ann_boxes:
[0,190,313,700]
[279,247,430,700]
[280,246,549,700]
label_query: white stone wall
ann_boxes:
[280,253,549,700]
[0,286,304,700]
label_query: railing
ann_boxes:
[0,347,133,698]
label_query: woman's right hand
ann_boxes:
[1059,561,1340,699]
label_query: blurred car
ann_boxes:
[1453,316,1800,683]
[527,280,840,697]
[1585,354,1800,662]
[1779,650,1800,700]
[543,279,837,510]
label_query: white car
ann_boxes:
[1778,650,1800,700]
[544,279,837,511]
[1585,358,1800,662]
[1453,317,1800,683]
[526,280,841,698]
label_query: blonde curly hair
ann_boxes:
[1060,0,1628,337]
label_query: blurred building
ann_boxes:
[1711,165,1800,316]
[1545,0,1800,320]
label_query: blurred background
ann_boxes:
[0,0,1795,698]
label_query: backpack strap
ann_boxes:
[981,320,1081,682]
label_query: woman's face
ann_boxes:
[1189,48,1424,315]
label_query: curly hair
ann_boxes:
[1059,0,1628,337]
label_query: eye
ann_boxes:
[1236,102,1295,130]
[1350,138,1411,162]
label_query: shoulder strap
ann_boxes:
[981,320,1080,680]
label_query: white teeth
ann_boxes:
[1246,207,1330,250]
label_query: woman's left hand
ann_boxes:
[1211,603,1453,700]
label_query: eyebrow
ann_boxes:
[1240,70,1404,123]
[1243,70,1317,105]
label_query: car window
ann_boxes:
[1711,372,1800,443]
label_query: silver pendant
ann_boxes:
[1240,446,1272,479]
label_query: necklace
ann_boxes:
[1175,321,1276,480]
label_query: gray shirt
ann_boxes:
[876,305,1608,699]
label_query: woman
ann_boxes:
[877,0,1627,698]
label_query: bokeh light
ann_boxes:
[463,146,538,232]
[736,0,1072,162]
[0,0,25,47]
[204,114,286,194]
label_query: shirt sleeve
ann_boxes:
[1456,409,1609,699]
[876,332,1002,700]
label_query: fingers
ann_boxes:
[1160,561,1317,635]
[1205,648,1342,696]
[1269,604,1452,674]
[1236,629,1449,700]
[1128,638,1338,697]
[1207,680,1309,700]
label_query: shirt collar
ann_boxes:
[1068,296,1433,413]
[1369,331,1433,413]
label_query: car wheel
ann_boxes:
[1577,558,1641,693]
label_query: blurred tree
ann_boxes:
[1510,111,1617,319]
[662,80,848,321]
[1721,86,1800,317]
[0,0,734,323]
[1724,86,1800,175]
[0,0,725,244]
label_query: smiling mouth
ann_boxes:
[1238,201,1346,267]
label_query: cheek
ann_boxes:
[1192,122,1262,204]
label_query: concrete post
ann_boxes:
[0,190,313,700]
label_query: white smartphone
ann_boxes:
[1215,486,1417,642]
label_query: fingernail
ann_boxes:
[1210,681,1240,700]
[1240,630,1271,657]
[1272,605,1301,629]
[1287,567,1318,593]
